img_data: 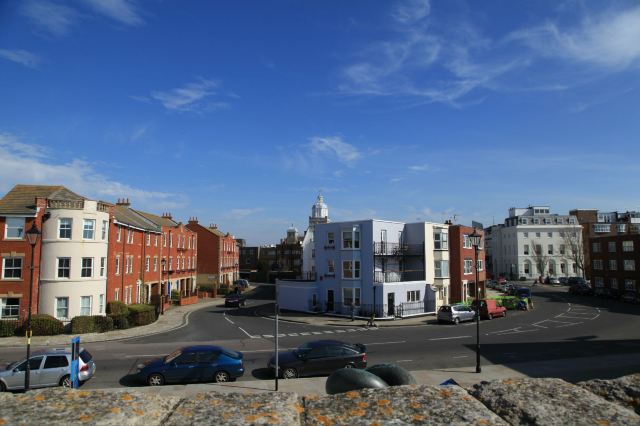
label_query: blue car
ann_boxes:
[134,345,244,386]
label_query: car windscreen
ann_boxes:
[221,349,242,359]
[164,349,182,363]
[79,349,93,363]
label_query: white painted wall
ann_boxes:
[39,200,109,320]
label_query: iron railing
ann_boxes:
[373,242,424,256]
[374,270,425,283]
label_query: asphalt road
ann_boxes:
[2,284,639,389]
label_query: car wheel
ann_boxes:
[214,371,230,383]
[453,317,460,325]
[60,375,72,388]
[344,363,355,369]
[147,373,165,386]
[282,367,298,379]
[0,381,6,392]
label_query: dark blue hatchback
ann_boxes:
[134,345,244,386]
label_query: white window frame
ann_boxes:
[153,256,158,272]
[101,220,108,240]
[523,244,529,255]
[342,260,360,279]
[327,259,335,274]
[56,297,69,319]
[81,257,93,278]
[116,225,122,242]
[100,257,106,277]
[434,232,448,250]
[624,259,635,271]
[609,259,617,270]
[145,256,150,272]
[2,257,23,279]
[115,256,121,275]
[342,230,360,249]
[57,257,70,279]
[463,258,473,275]
[99,294,105,313]
[80,296,92,316]
[58,218,72,239]
[624,279,636,291]
[83,219,95,240]
[342,287,361,306]
[434,260,449,278]
[623,241,634,252]
[593,259,603,270]
[548,244,553,255]
[146,233,151,246]
[406,290,421,302]
[1,297,21,319]
[4,217,25,239]
[608,241,616,253]
[463,235,471,249]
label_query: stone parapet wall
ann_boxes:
[1,375,638,425]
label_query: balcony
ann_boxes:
[374,270,425,283]
[373,242,423,256]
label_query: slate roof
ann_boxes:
[113,205,161,232]
[0,185,85,215]
[133,209,178,228]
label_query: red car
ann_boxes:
[472,299,507,320]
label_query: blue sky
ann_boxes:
[1,0,639,245]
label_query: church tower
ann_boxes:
[309,194,329,227]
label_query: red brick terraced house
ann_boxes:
[134,211,198,301]
[0,186,48,322]
[107,199,164,305]
[449,224,486,304]
[187,219,239,291]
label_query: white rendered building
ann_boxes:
[39,197,110,320]
[301,195,329,277]
[485,206,583,280]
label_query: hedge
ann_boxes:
[71,316,114,334]
[109,314,130,330]
[0,320,19,337]
[106,301,129,316]
[170,290,180,300]
[24,314,64,336]
[127,304,156,327]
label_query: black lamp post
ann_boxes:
[160,258,166,315]
[469,229,482,374]
[24,222,41,391]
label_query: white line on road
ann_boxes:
[238,327,253,338]
[323,330,334,334]
[429,336,471,341]
[556,314,598,320]
[395,360,413,363]
[288,333,299,337]
[453,355,469,359]
[224,316,235,325]
[263,334,274,338]
[366,341,406,346]
[312,331,324,335]
[335,330,346,333]
[299,332,311,336]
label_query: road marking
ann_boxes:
[299,332,311,336]
[224,316,235,325]
[532,322,548,328]
[238,327,254,338]
[366,341,406,345]
[348,329,359,332]
[323,330,334,334]
[395,359,413,363]
[263,334,274,338]
[453,355,469,359]
[288,333,299,337]
[312,331,324,335]
[555,322,582,328]
[124,354,161,358]
[335,330,346,333]
[429,336,471,341]
[556,314,598,320]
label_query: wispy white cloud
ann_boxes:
[80,0,143,26]
[21,0,79,37]
[0,132,182,209]
[508,7,640,71]
[391,0,431,24]
[0,49,41,69]
[338,3,640,107]
[309,136,361,165]
[408,164,431,172]
[143,78,232,113]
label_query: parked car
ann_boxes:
[620,292,639,304]
[472,299,507,320]
[567,277,589,286]
[568,283,594,296]
[548,277,561,285]
[516,287,532,300]
[225,292,246,307]
[558,277,569,285]
[486,280,498,289]
[505,284,517,295]
[233,279,250,290]
[268,340,366,379]
[0,347,95,392]
[134,345,244,386]
[437,304,476,324]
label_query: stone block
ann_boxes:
[304,384,507,425]
[471,377,640,425]
[0,388,180,425]
[579,373,640,414]
[164,391,302,425]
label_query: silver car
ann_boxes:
[437,304,477,324]
[0,347,95,391]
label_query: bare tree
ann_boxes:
[562,231,585,278]
[530,240,549,279]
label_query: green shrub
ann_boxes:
[94,315,114,332]
[170,290,180,300]
[27,314,64,336]
[109,314,130,330]
[127,304,156,326]
[106,301,129,316]
[71,316,97,334]
[0,320,19,337]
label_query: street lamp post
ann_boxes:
[160,258,166,315]
[24,223,41,391]
[469,229,482,374]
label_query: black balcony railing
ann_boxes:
[374,270,425,283]
[373,242,424,256]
